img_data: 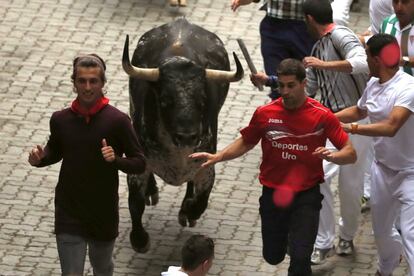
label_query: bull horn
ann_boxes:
[122,35,159,82]
[205,52,244,82]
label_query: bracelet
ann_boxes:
[350,122,358,134]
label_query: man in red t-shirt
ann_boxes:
[189,58,356,275]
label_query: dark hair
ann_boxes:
[71,54,107,83]
[366,34,399,57]
[303,0,333,24]
[276,59,306,82]
[181,234,214,271]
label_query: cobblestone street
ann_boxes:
[0,0,409,275]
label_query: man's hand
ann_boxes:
[101,139,115,162]
[231,0,254,12]
[28,145,45,166]
[360,29,372,37]
[250,72,269,88]
[303,56,326,69]
[312,146,335,162]
[188,152,223,168]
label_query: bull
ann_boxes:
[122,18,243,253]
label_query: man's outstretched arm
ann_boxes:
[189,137,255,168]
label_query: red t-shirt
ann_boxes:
[240,97,348,192]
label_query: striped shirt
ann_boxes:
[380,14,414,76]
[306,25,369,112]
[265,0,305,21]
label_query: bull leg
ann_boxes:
[178,181,195,227]
[178,167,214,227]
[145,174,159,206]
[127,173,156,253]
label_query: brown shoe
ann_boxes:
[179,0,187,6]
[169,0,178,6]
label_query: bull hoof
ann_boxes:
[130,230,150,253]
[178,211,187,226]
[145,192,159,206]
[189,220,197,227]
[178,211,197,227]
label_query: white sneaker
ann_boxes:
[310,246,335,265]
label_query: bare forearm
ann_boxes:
[313,140,356,164]
[231,0,257,11]
[345,106,411,137]
[218,137,255,162]
[190,136,256,167]
[322,60,353,73]
[335,106,367,123]
[330,142,356,165]
[303,57,353,73]
[352,122,399,137]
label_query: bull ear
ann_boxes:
[205,52,244,82]
[122,35,160,82]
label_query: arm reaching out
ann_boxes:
[342,106,412,137]
[303,56,353,73]
[335,105,367,123]
[189,137,255,168]
[230,0,256,12]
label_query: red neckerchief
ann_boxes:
[71,96,109,124]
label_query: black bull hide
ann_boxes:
[123,18,243,253]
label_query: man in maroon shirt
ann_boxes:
[189,58,356,275]
[28,54,146,275]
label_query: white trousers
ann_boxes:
[363,142,374,198]
[371,161,414,276]
[315,120,373,249]
[331,0,353,26]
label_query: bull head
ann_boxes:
[122,35,244,82]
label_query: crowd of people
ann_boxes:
[27,0,414,275]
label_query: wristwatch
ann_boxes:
[350,122,358,134]
[403,56,410,67]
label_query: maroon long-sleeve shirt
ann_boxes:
[37,104,146,240]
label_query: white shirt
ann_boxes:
[358,71,414,170]
[369,0,393,34]
[161,266,189,276]
[331,0,352,26]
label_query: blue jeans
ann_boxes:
[259,185,323,276]
[56,233,115,276]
